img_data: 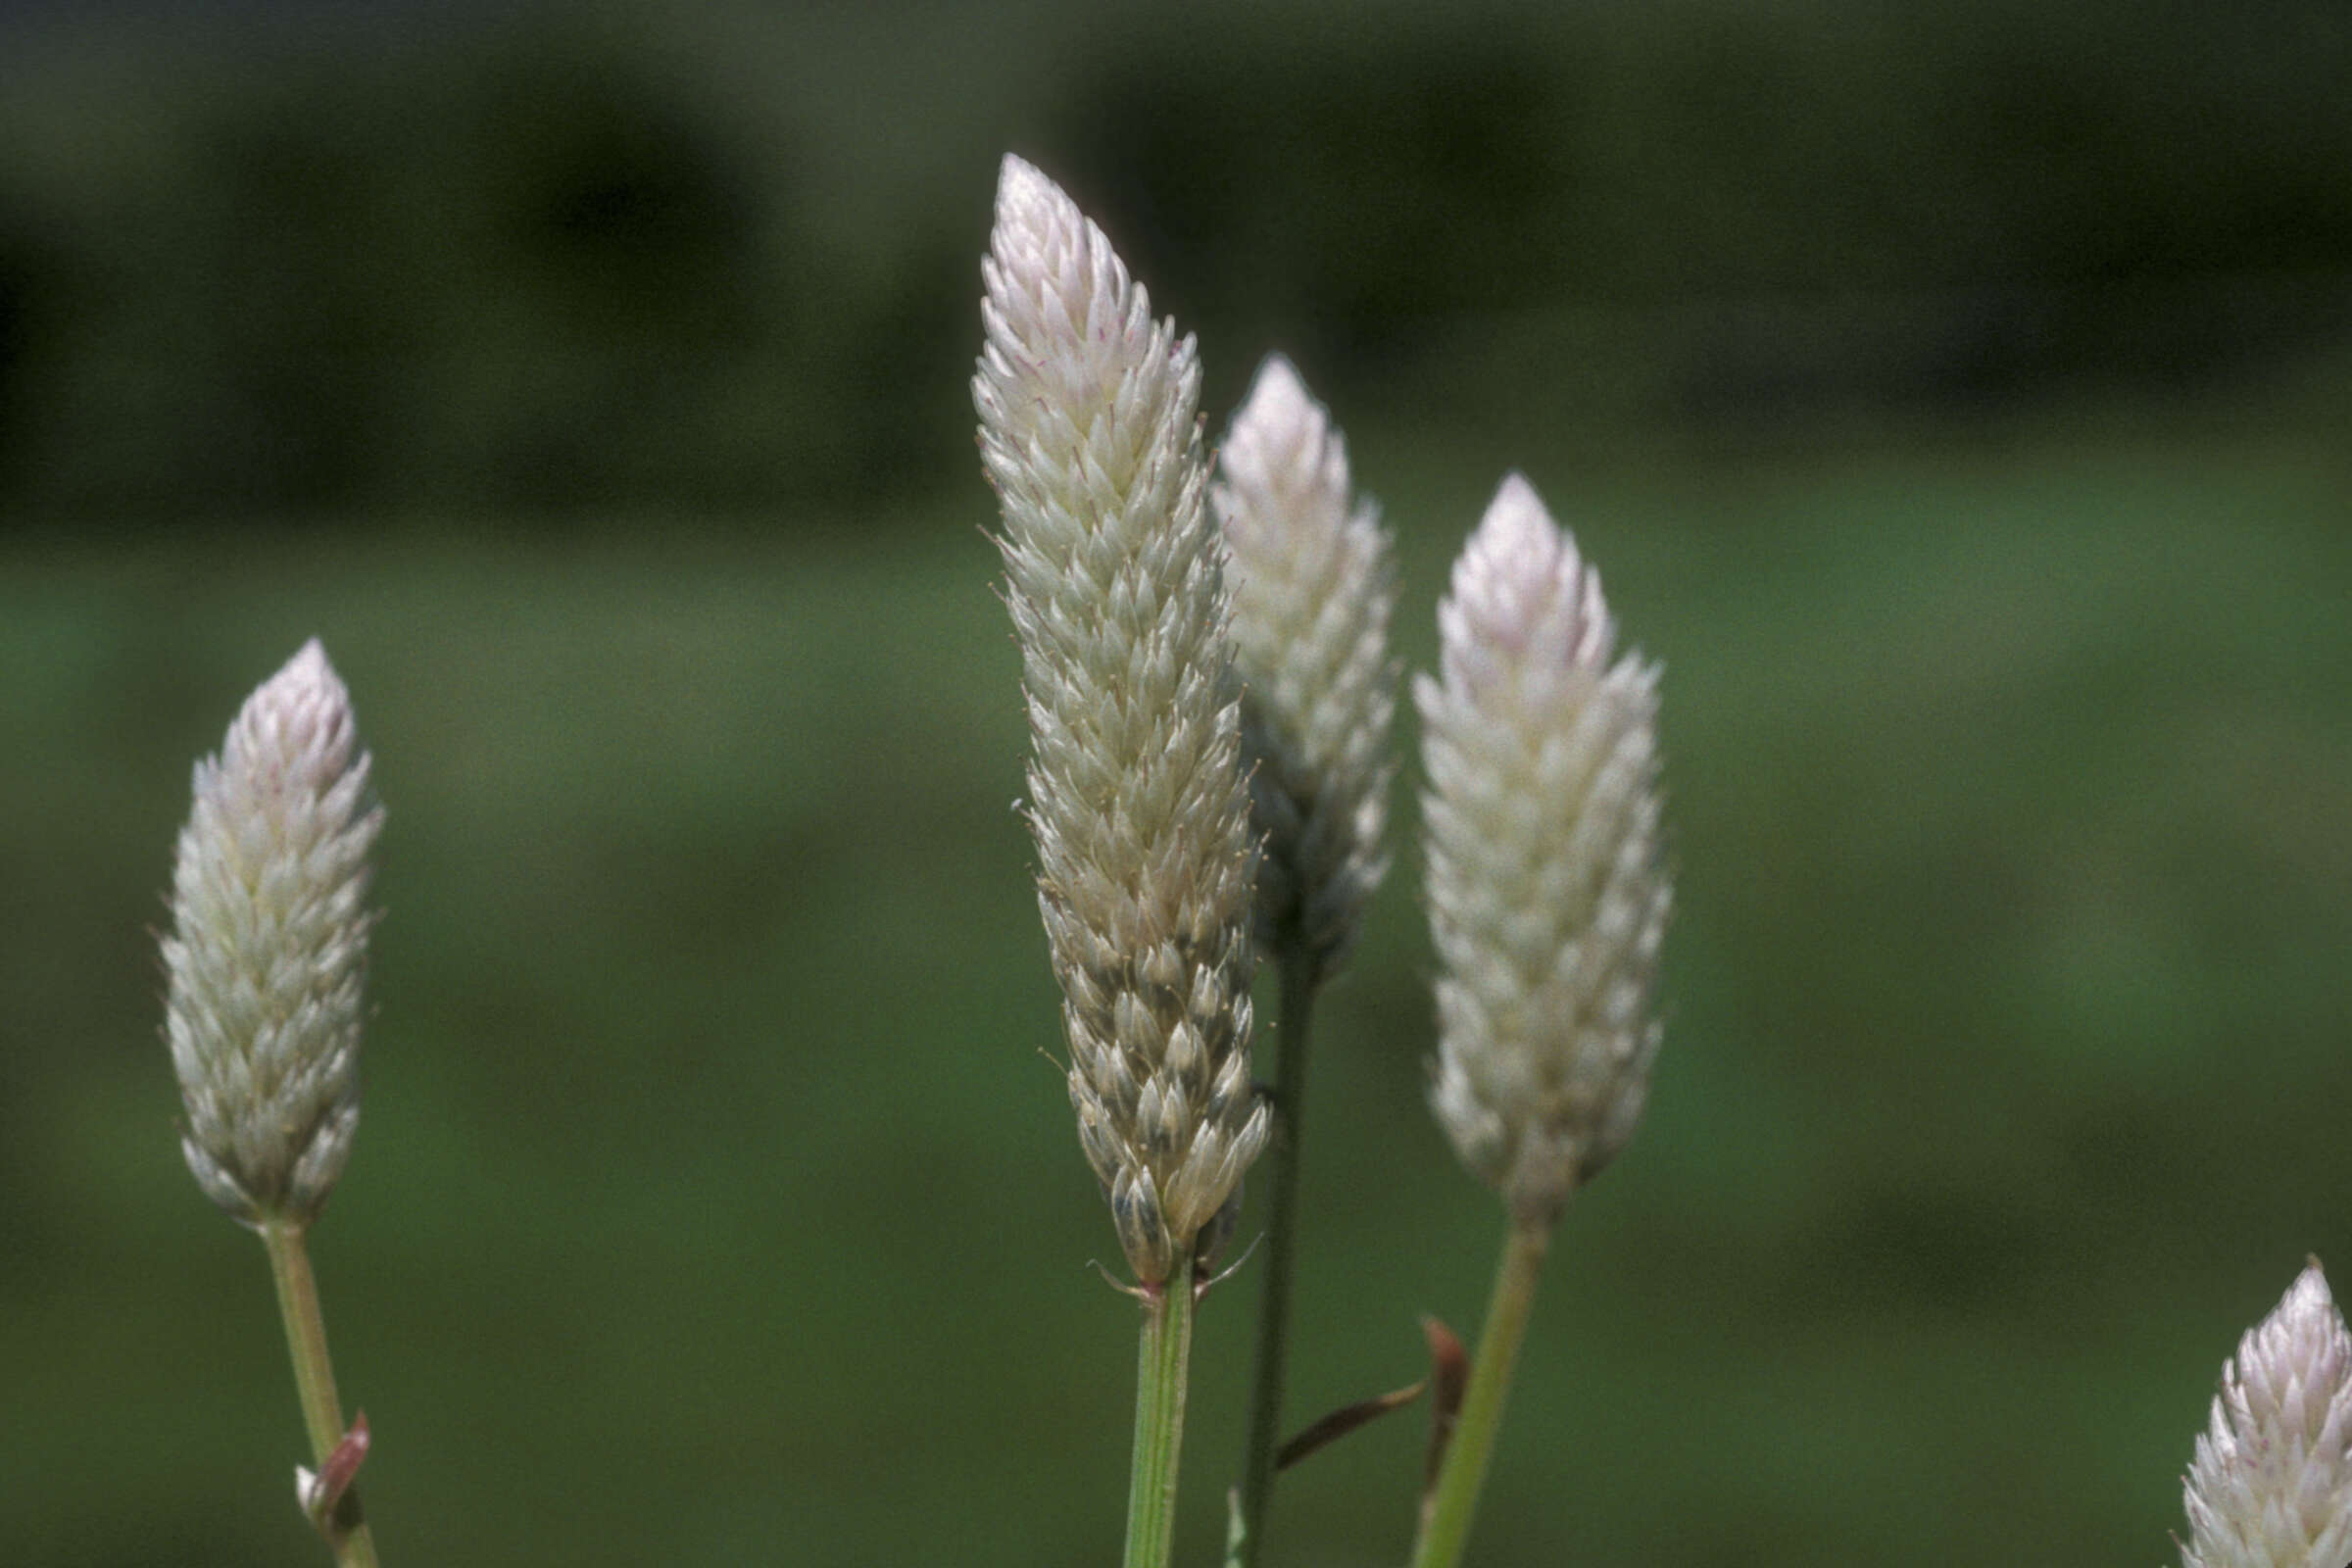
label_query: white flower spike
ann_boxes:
[163,640,381,1227]
[1214,354,1396,980]
[2181,1261,2352,1568]
[974,156,1267,1287]
[1417,475,1670,1227]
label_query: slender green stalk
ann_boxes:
[1125,1265,1199,1568]
[1409,1219,1551,1568]
[262,1221,379,1568]
[1234,940,1318,1564]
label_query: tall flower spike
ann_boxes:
[974,155,1269,1286]
[163,640,382,1227]
[1417,474,1670,1228]
[1214,354,1396,981]
[2181,1261,2352,1568]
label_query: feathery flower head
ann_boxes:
[974,155,1268,1286]
[2181,1261,2352,1568]
[1213,354,1396,981]
[163,640,381,1228]
[1417,474,1669,1227]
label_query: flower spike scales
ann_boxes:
[165,639,381,1231]
[975,154,1268,1294]
[1419,473,1669,1231]
[1215,353,1397,983]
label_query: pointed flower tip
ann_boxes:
[1227,354,1330,480]
[1244,352,1308,416]
[2236,1259,2346,1379]
[993,154,1071,243]
[999,151,1043,192]
[1448,470,1618,674]
[996,153,1038,205]
[272,635,345,701]
[1475,472,1566,563]
[2180,1258,2352,1568]
[222,639,362,792]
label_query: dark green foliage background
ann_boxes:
[1,3,2348,1564]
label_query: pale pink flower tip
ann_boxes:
[2182,1261,2352,1568]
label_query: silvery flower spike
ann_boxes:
[163,639,382,1228]
[1212,354,1399,1563]
[974,155,1268,1288]
[1213,353,1396,981]
[1418,474,1670,1229]
[2180,1261,2352,1568]
[1408,475,1671,1568]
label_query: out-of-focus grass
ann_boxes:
[1,407,2348,1565]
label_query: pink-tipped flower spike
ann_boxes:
[163,640,381,1227]
[974,156,1268,1287]
[1214,354,1396,981]
[1416,475,1670,1228]
[2181,1261,2352,1568]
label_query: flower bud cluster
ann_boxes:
[1213,355,1396,981]
[974,156,1268,1285]
[163,640,381,1227]
[1417,475,1670,1227]
[2182,1262,2352,1568]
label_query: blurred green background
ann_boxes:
[3,1,2350,1563]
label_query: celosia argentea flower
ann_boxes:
[1213,354,1396,982]
[974,156,1268,1287]
[1418,475,1670,1228]
[163,640,381,1228]
[2181,1261,2352,1568]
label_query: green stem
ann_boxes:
[1233,941,1317,1566]
[1124,1264,1198,1568]
[261,1221,380,1568]
[1408,1219,1550,1568]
